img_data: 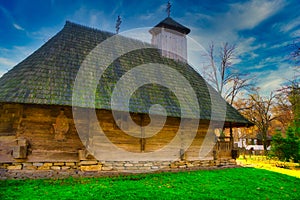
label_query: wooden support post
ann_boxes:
[229,122,233,150]
[87,109,92,148]
[230,122,239,159]
[140,114,145,152]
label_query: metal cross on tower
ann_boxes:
[166,1,171,17]
[116,15,122,34]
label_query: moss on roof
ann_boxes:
[0,21,250,127]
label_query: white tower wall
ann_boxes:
[151,28,187,63]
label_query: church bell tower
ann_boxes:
[149,1,190,63]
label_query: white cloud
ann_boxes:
[263,56,282,63]
[236,37,259,55]
[246,55,284,71]
[180,12,212,25]
[139,13,155,20]
[68,6,113,31]
[249,65,266,70]
[0,57,17,67]
[261,78,282,91]
[0,57,16,78]
[278,16,300,33]
[248,52,259,59]
[12,46,35,57]
[0,46,36,75]
[223,0,284,31]
[138,3,166,21]
[111,0,123,17]
[183,0,285,59]
[13,23,24,31]
[120,27,152,43]
[291,29,300,37]
[255,64,297,94]
[0,6,25,31]
[270,41,290,49]
[29,26,59,42]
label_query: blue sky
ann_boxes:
[0,0,299,95]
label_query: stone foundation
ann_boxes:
[0,159,236,179]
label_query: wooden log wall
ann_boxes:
[0,103,225,164]
[76,108,214,161]
[0,103,84,162]
[0,103,22,135]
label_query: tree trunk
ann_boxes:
[262,130,268,155]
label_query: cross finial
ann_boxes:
[166,1,171,17]
[116,15,122,34]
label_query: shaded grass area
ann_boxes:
[1,168,299,199]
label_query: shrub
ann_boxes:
[269,126,300,163]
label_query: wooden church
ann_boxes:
[0,8,251,173]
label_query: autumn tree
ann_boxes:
[240,90,277,151]
[271,95,292,133]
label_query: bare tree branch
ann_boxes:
[204,41,253,106]
[290,38,300,63]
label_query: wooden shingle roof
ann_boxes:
[0,21,250,127]
[150,17,191,34]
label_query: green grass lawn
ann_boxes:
[1,167,299,200]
